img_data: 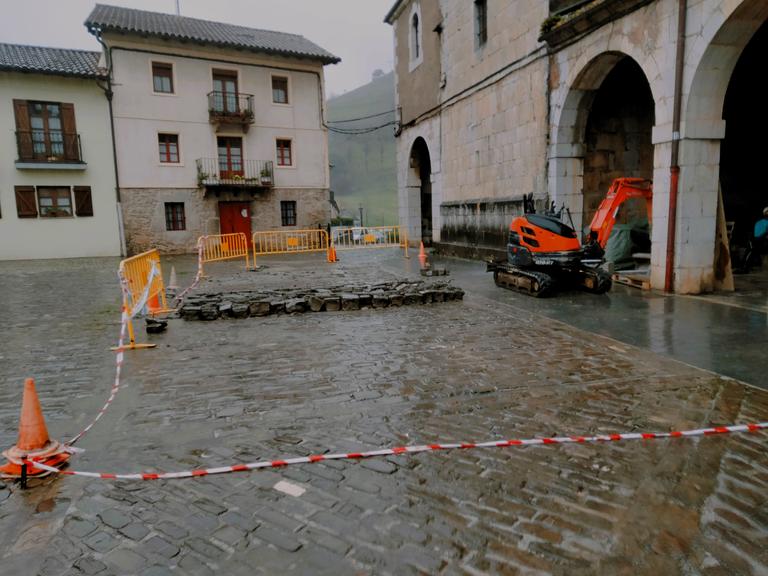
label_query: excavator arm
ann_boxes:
[587,178,653,249]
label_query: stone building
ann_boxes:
[386,0,768,294]
[0,44,122,260]
[86,4,340,255]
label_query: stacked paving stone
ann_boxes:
[179,280,464,321]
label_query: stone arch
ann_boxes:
[408,136,433,244]
[683,0,768,138]
[549,51,656,237]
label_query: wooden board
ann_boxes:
[612,272,651,290]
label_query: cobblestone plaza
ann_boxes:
[1,253,767,575]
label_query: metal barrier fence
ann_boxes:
[199,233,250,275]
[252,229,330,265]
[331,226,408,258]
[118,248,170,350]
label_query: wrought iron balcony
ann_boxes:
[207,91,255,128]
[15,130,83,164]
[196,158,273,188]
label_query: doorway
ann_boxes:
[212,70,239,114]
[217,137,243,179]
[408,137,432,245]
[219,201,251,237]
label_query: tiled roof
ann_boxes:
[0,43,105,78]
[85,4,340,65]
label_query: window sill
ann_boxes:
[15,161,87,171]
[158,162,185,167]
[271,102,293,108]
[152,91,178,97]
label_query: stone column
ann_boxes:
[548,143,585,232]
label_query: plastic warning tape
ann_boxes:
[172,237,205,307]
[66,263,160,446]
[29,422,767,481]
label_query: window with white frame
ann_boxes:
[409,3,423,70]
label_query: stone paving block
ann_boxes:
[83,531,119,554]
[220,511,260,533]
[118,522,150,541]
[144,535,180,559]
[156,520,189,540]
[104,548,147,574]
[98,508,132,530]
[255,507,305,533]
[186,536,227,559]
[300,526,352,556]
[193,498,227,516]
[212,524,247,549]
[360,458,397,474]
[73,556,108,575]
[64,517,98,539]
[177,554,215,576]
[253,526,302,552]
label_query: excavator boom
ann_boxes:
[588,178,652,248]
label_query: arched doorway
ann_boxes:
[720,19,768,273]
[551,53,655,271]
[582,58,654,232]
[408,137,433,245]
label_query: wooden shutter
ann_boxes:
[13,100,33,160]
[74,186,93,216]
[60,103,79,161]
[14,186,37,218]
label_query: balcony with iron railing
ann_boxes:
[207,91,255,130]
[196,158,273,189]
[15,130,85,169]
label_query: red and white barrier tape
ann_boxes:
[30,422,767,481]
[66,263,160,446]
[172,237,204,307]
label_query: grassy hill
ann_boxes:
[327,71,397,226]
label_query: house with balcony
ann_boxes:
[85,4,340,254]
[0,43,121,259]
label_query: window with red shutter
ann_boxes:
[14,186,38,218]
[74,186,94,216]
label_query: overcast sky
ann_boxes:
[0,0,394,96]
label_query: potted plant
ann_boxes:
[260,167,272,185]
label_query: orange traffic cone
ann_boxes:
[327,246,338,263]
[418,242,428,269]
[0,379,70,478]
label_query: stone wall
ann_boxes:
[122,187,330,255]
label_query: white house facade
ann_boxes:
[0,44,121,260]
[86,4,340,254]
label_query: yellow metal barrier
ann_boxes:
[252,229,330,265]
[331,226,409,258]
[115,248,171,350]
[199,233,250,275]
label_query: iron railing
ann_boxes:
[15,130,83,163]
[196,158,274,187]
[207,91,254,122]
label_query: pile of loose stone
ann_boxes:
[178,280,464,321]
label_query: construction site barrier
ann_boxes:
[116,249,170,350]
[252,229,330,266]
[199,233,250,275]
[331,226,409,258]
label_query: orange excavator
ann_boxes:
[487,177,652,297]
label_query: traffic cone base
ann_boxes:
[0,379,71,479]
[147,293,173,316]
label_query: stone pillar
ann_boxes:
[548,143,585,232]
[651,124,723,294]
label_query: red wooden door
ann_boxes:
[219,202,251,237]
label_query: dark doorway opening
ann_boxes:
[410,137,432,245]
[721,19,768,273]
[583,58,655,227]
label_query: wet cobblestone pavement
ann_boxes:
[1,252,767,575]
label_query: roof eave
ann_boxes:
[384,0,406,24]
[0,65,106,80]
[92,25,341,66]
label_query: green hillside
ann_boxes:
[327,71,397,226]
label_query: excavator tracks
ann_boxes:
[493,266,554,297]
